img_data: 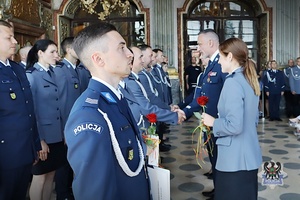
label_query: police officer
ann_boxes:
[0,20,41,200]
[263,60,285,121]
[289,57,300,117]
[183,29,227,199]
[64,22,150,199]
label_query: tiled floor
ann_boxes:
[33,115,300,200]
[161,116,300,200]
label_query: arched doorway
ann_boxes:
[55,0,150,51]
[178,0,271,97]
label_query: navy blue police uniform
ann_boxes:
[0,60,41,200]
[183,54,227,187]
[64,78,150,200]
[263,69,285,120]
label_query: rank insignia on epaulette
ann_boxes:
[74,83,78,89]
[10,91,16,100]
[127,147,134,160]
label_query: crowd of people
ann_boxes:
[2,18,297,200]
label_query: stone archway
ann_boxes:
[53,0,150,50]
[177,0,272,96]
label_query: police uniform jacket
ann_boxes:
[54,59,81,125]
[0,60,41,170]
[213,68,262,172]
[283,67,291,91]
[150,64,165,102]
[65,78,150,200]
[26,63,66,143]
[183,54,227,119]
[263,69,285,94]
[77,62,91,93]
[154,64,171,104]
[124,73,178,125]
[289,66,300,94]
[138,69,170,110]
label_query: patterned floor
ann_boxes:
[161,116,300,200]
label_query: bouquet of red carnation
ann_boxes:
[142,113,160,147]
[146,113,157,135]
[192,96,213,168]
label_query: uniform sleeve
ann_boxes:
[139,74,170,110]
[65,108,117,199]
[213,79,244,137]
[126,80,178,124]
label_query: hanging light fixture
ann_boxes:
[81,0,130,20]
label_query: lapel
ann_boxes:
[0,62,17,80]
[200,54,220,84]
[33,63,56,86]
[119,86,139,106]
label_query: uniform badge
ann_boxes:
[74,83,78,89]
[127,147,134,160]
[10,91,16,100]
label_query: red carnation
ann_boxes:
[197,96,209,106]
[146,113,157,123]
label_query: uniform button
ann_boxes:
[1,140,4,144]
[56,98,58,101]
[22,88,25,90]
[30,128,33,131]
[25,100,29,103]
[203,83,205,85]
[57,117,59,120]
[57,108,59,110]
[29,114,32,117]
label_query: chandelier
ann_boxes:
[81,0,130,20]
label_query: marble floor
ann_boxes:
[160,116,300,200]
[32,115,300,200]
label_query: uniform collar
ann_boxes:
[210,50,219,63]
[0,59,10,67]
[63,58,76,69]
[92,77,121,100]
[131,71,139,80]
[36,62,50,72]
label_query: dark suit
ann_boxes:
[65,79,150,199]
[0,60,41,200]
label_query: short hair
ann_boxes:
[199,29,219,42]
[137,44,151,51]
[61,37,74,55]
[0,20,12,28]
[73,22,117,67]
[26,39,56,69]
[153,48,163,53]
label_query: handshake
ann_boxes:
[170,105,186,124]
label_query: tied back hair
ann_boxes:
[26,39,56,70]
[219,37,260,96]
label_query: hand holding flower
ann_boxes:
[202,112,215,127]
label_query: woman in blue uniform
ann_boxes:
[202,38,262,200]
[26,39,67,200]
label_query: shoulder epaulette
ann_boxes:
[55,61,65,68]
[26,67,36,73]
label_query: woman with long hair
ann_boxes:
[202,37,262,200]
[26,39,67,200]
